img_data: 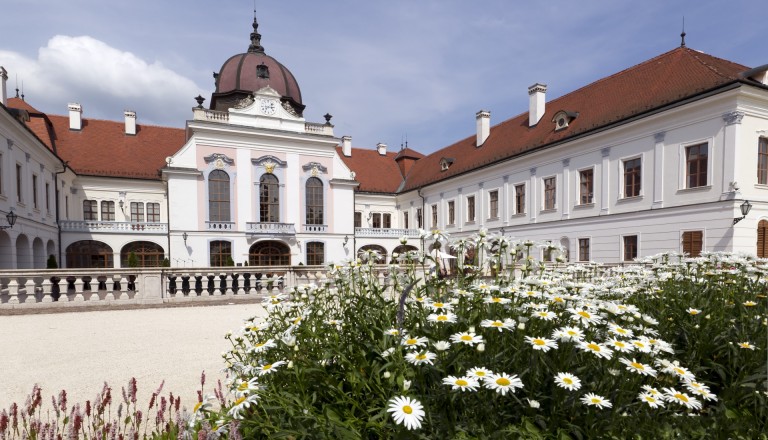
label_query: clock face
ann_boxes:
[260,99,277,115]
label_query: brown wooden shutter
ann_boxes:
[758,220,768,258]
[682,231,703,257]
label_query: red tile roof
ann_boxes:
[6,98,186,180]
[336,147,413,193]
[400,47,752,192]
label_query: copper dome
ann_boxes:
[209,16,304,115]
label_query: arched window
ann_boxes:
[249,241,290,266]
[393,245,419,255]
[66,240,114,268]
[307,242,325,265]
[260,174,280,222]
[758,220,768,258]
[210,241,232,267]
[306,177,323,225]
[357,244,387,263]
[120,241,165,267]
[208,170,230,222]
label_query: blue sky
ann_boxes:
[1,0,763,154]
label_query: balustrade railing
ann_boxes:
[206,221,235,230]
[246,222,296,235]
[303,224,327,233]
[59,221,167,233]
[304,122,334,136]
[355,227,421,238]
[192,108,229,122]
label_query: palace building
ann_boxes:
[0,16,766,269]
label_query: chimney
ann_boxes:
[528,83,547,127]
[68,103,82,131]
[376,142,387,156]
[124,110,136,135]
[341,135,352,157]
[0,67,7,106]
[476,110,490,146]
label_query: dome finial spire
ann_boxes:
[248,8,265,54]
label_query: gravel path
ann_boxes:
[0,303,266,411]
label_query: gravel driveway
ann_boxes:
[0,303,266,411]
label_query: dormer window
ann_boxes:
[552,110,579,131]
[440,157,455,171]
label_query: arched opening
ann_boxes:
[32,237,45,268]
[357,244,387,263]
[393,244,419,256]
[66,240,114,268]
[16,234,31,269]
[758,220,768,258]
[249,241,290,266]
[46,240,57,267]
[559,237,570,262]
[120,241,166,267]
[208,169,230,222]
[259,174,280,222]
[305,177,323,225]
[0,231,12,269]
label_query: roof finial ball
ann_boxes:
[195,95,206,108]
[324,113,333,125]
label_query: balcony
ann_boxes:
[246,222,296,236]
[303,224,327,233]
[304,122,334,136]
[355,228,421,238]
[206,221,235,231]
[59,221,167,234]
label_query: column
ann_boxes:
[652,132,665,208]
[600,148,611,215]
[561,159,570,219]
[721,111,744,197]
[529,168,537,223]
[502,176,510,225]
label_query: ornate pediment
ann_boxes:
[203,153,235,169]
[302,162,328,176]
[253,155,287,174]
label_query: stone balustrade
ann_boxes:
[355,227,421,238]
[303,224,328,233]
[192,108,229,122]
[206,221,235,230]
[59,220,168,233]
[246,222,296,235]
[304,122,334,136]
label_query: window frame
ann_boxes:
[101,200,115,221]
[209,240,232,267]
[209,169,231,222]
[259,173,279,223]
[130,202,144,223]
[403,211,409,229]
[622,235,638,262]
[16,163,22,203]
[681,230,703,257]
[543,177,556,211]
[759,137,768,185]
[383,213,392,229]
[466,195,476,222]
[578,168,594,205]
[447,200,455,226]
[306,241,325,265]
[515,183,525,215]
[680,141,710,189]
[416,208,423,229]
[372,213,382,228]
[146,202,161,223]
[305,176,324,225]
[488,189,499,219]
[622,157,642,198]
[32,174,38,209]
[431,204,438,228]
[578,238,590,262]
[83,200,98,221]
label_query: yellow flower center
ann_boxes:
[587,343,601,352]
[238,383,248,391]
[262,364,272,370]
[689,310,699,315]
[491,321,503,327]
[744,301,757,307]
[590,398,601,404]
[673,368,685,375]
[434,302,444,308]
[563,378,573,385]
[633,342,646,348]
[567,330,577,336]
[614,341,626,348]
[456,379,468,386]
[674,393,689,403]
[255,342,266,348]
[616,328,627,334]
[406,339,417,345]
[553,297,564,303]
[577,311,591,319]
[492,298,502,303]
[631,362,644,370]
[403,405,413,414]
[533,339,546,346]
[496,378,511,386]
[461,335,473,341]
[416,354,427,360]
[293,317,302,324]
[234,396,246,405]
[475,371,486,377]
[193,401,202,412]
[437,315,448,321]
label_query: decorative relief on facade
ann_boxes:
[302,162,328,174]
[6,139,12,150]
[530,167,537,176]
[264,160,277,174]
[281,100,299,117]
[601,147,611,157]
[562,158,570,167]
[234,95,255,109]
[722,111,745,125]
[203,153,235,167]
[654,131,666,143]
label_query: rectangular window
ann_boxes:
[431,204,438,228]
[354,211,362,228]
[515,184,525,214]
[372,213,382,228]
[543,177,556,210]
[759,138,768,185]
[146,202,160,222]
[467,196,475,222]
[578,238,590,262]
[416,208,423,229]
[623,158,641,197]
[489,190,499,218]
[623,235,638,261]
[16,164,22,202]
[448,201,455,225]
[45,183,50,212]
[403,212,409,229]
[383,213,391,229]
[307,242,325,265]
[209,241,232,267]
[686,143,708,188]
[65,196,69,219]
[0,153,3,195]
[32,175,38,209]
[101,201,115,221]
[579,169,594,204]
[682,231,703,257]
[130,202,144,222]
[83,200,98,220]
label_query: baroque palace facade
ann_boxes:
[0,17,767,269]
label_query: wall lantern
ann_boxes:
[343,235,349,247]
[733,200,753,225]
[182,232,189,246]
[0,210,17,230]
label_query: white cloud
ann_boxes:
[0,35,206,126]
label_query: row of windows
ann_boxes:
[209,170,324,225]
[554,231,703,263]
[354,212,392,229]
[0,153,51,212]
[82,200,160,222]
[210,240,325,266]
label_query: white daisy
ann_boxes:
[427,313,458,324]
[637,392,665,408]
[662,387,703,410]
[429,301,453,312]
[568,307,602,327]
[686,308,702,316]
[525,336,559,352]
[433,340,451,351]
[608,324,634,338]
[405,351,437,366]
[256,360,286,376]
[387,396,425,431]
[580,393,612,409]
[606,338,633,353]
[401,335,429,350]
[737,341,757,350]
[619,358,657,377]
[466,367,493,380]
[552,326,584,342]
[578,340,614,360]
[484,296,512,305]
[227,393,260,419]
[532,310,558,321]
[442,376,480,392]
[248,339,277,354]
[483,373,524,395]
[480,318,515,332]
[554,372,581,391]
[450,331,484,346]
